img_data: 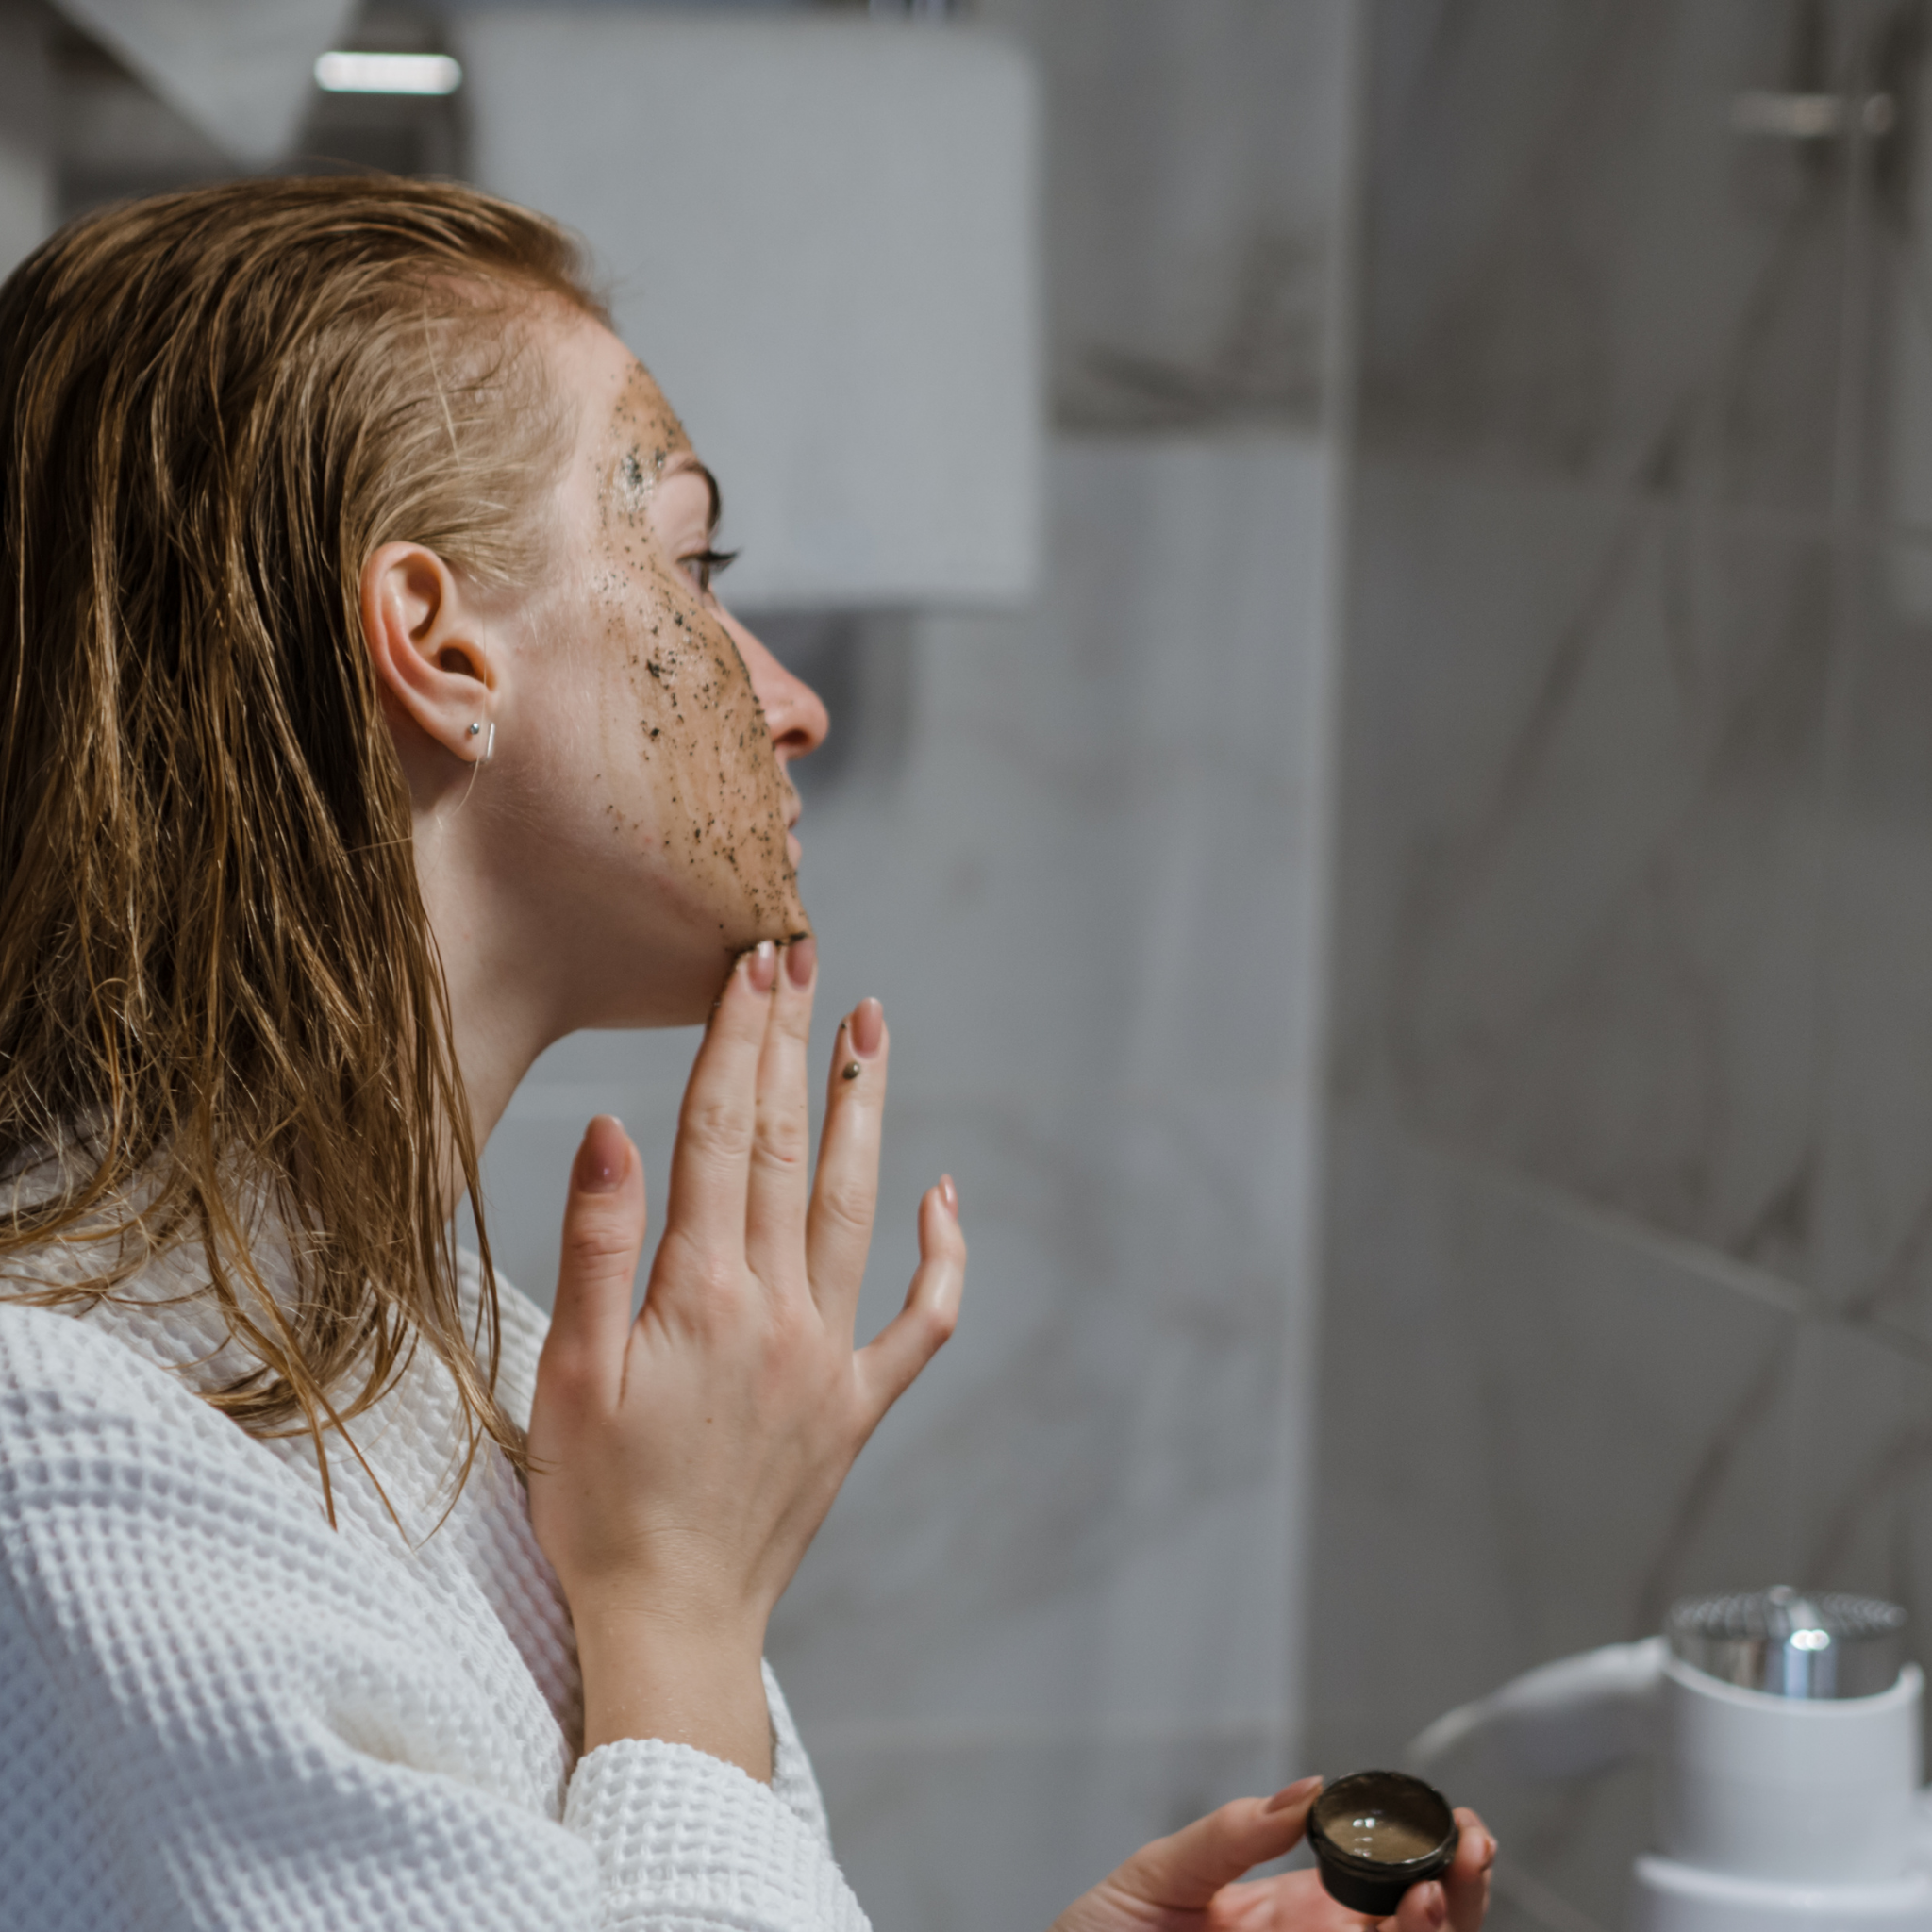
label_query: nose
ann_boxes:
[728,617,829,770]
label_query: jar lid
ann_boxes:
[1666,1586,1906,1699]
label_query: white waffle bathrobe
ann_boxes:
[0,1220,869,1932]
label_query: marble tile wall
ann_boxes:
[1311,3,1932,1928]
[480,6,1361,1924]
[976,0,1356,434]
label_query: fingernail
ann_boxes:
[1421,1881,1447,1928]
[746,941,777,993]
[1483,1832,1498,1867]
[940,1174,959,1218]
[851,996,883,1057]
[786,934,816,988]
[1264,1774,1323,1813]
[575,1116,625,1193]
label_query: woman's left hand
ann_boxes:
[1050,1780,1495,1932]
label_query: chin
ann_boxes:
[727,883,811,957]
[585,882,810,1032]
[638,925,812,1030]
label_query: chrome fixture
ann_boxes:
[1667,1586,1908,1701]
[1730,91,1895,139]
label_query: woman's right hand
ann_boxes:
[1052,1783,1495,1932]
[525,935,965,1780]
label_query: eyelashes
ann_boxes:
[683,547,740,596]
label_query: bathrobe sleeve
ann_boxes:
[0,1303,869,1932]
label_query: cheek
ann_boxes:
[588,551,803,932]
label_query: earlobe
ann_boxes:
[360,541,497,763]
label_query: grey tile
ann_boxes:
[1785,1315,1932,1766]
[1306,1112,1807,1927]
[1788,1315,1932,1594]
[1485,1812,1635,1932]
[1477,1775,1644,1932]
[769,1083,1311,1740]
[1332,460,1834,1275]
[978,0,1356,432]
[1881,1359,1932,1760]
[1859,1,1932,541]
[1811,539,1932,1340]
[1360,0,1856,515]
[1307,1109,1802,1760]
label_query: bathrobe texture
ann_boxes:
[0,1230,869,1932]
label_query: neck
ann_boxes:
[411,808,565,1166]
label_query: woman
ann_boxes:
[0,177,1491,1931]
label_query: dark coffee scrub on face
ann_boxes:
[1308,1771,1459,1916]
[591,361,806,955]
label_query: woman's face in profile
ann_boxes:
[496,313,825,1025]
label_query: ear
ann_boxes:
[360,541,496,762]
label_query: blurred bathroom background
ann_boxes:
[12,1,1932,1926]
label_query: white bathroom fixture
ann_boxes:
[51,0,358,167]
[456,12,1041,611]
[1407,1587,1932,1930]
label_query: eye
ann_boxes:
[680,546,740,596]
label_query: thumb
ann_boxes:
[1108,1779,1323,1911]
[541,1115,646,1408]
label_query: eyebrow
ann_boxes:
[664,453,724,537]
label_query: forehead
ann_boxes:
[547,312,693,472]
[602,353,691,469]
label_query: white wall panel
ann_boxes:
[458,14,1041,609]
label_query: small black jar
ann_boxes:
[1307,1771,1459,1917]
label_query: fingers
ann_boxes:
[662,941,777,1260]
[1388,1880,1445,1932]
[1381,1813,1493,1932]
[1107,1778,1322,1912]
[542,1115,646,1409]
[1222,1869,1368,1929]
[744,936,817,1290]
[1441,1809,1494,1932]
[806,996,887,1323]
[855,1175,966,1428]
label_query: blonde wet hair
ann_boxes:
[0,175,607,1511]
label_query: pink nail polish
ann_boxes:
[851,996,883,1057]
[575,1117,625,1193]
[1264,1775,1321,1813]
[747,941,777,993]
[940,1174,959,1218]
[786,935,816,988]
